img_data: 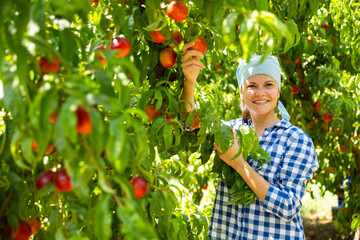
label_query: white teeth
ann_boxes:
[254,101,268,103]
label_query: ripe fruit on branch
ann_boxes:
[321,23,328,30]
[291,85,299,95]
[96,55,107,67]
[109,37,131,58]
[1,224,13,237]
[185,112,201,129]
[339,145,348,152]
[48,111,58,124]
[294,58,302,64]
[145,105,162,122]
[169,30,183,48]
[32,140,55,155]
[12,220,32,240]
[322,113,332,122]
[189,37,207,55]
[159,48,177,68]
[326,166,335,173]
[165,115,175,130]
[36,171,55,190]
[130,176,148,198]
[93,46,107,66]
[93,45,106,51]
[54,168,72,192]
[149,31,166,43]
[166,1,188,22]
[76,106,92,135]
[308,231,316,238]
[91,0,99,7]
[27,217,41,235]
[307,36,313,44]
[39,56,61,74]
[313,101,321,111]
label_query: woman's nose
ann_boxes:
[255,86,265,96]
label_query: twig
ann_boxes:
[56,191,67,238]
[0,192,13,224]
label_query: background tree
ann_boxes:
[0,0,359,239]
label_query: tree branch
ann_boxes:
[0,192,13,224]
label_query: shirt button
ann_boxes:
[239,231,241,235]
[239,213,243,217]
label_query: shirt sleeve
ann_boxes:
[261,131,319,221]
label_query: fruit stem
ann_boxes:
[82,137,123,206]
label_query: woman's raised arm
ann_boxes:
[180,41,205,112]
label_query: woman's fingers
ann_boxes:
[182,41,195,52]
[181,58,205,69]
[181,50,204,62]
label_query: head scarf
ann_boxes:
[236,55,290,121]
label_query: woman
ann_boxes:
[181,42,319,239]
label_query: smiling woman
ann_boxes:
[241,74,280,131]
[181,53,319,239]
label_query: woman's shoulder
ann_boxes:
[280,120,314,143]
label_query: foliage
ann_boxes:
[0,0,359,239]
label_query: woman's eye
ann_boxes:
[266,83,273,87]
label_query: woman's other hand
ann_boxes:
[214,131,244,169]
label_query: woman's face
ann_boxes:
[240,74,280,118]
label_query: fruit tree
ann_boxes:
[0,0,359,239]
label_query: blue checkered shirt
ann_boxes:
[208,119,319,240]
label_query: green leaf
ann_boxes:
[150,117,167,143]
[60,98,80,143]
[59,28,79,63]
[155,89,163,111]
[20,136,36,166]
[98,173,115,194]
[256,0,268,11]
[222,12,238,45]
[95,194,112,240]
[162,123,173,150]
[55,228,66,240]
[3,77,27,124]
[284,19,300,52]
[88,107,104,156]
[225,0,249,13]
[10,131,30,170]
[351,214,360,232]
[122,111,148,165]
[143,14,167,31]
[200,134,214,165]
[214,123,233,154]
[138,89,155,110]
[105,117,127,173]
[117,199,158,239]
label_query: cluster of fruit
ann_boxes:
[150,1,207,68]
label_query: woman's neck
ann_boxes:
[251,113,280,137]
